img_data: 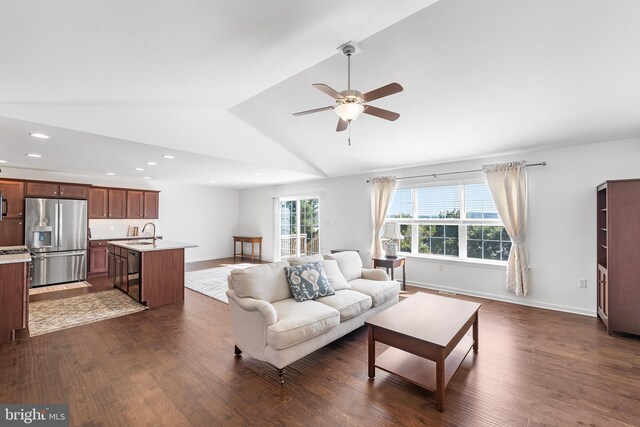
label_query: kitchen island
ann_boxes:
[0,246,31,344]
[108,240,196,308]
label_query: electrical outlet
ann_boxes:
[438,264,444,272]
[109,226,115,231]
[578,279,587,288]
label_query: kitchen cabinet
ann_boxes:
[0,219,24,246]
[59,184,89,200]
[126,191,144,218]
[88,240,109,276]
[0,180,25,218]
[0,261,29,344]
[108,244,128,292]
[88,187,109,218]
[144,191,159,219]
[25,181,89,199]
[108,189,127,219]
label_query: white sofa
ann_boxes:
[226,251,400,382]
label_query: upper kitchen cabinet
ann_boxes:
[143,191,159,219]
[25,181,89,199]
[108,189,127,219]
[88,187,108,218]
[126,191,144,219]
[59,184,89,200]
[0,180,25,218]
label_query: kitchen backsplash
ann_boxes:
[89,219,159,240]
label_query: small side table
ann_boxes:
[233,236,262,263]
[372,256,406,290]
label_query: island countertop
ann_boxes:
[107,240,197,252]
[0,246,32,265]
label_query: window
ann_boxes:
[279,197,320,258]
[386,182,511,262]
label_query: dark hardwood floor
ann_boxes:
[2,257,640,426]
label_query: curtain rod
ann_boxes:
[366,161,547,183]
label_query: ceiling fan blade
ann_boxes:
[313,83,344,99]
[336,118,348,132]
[363,105,400,121]
[362,83,403,102]
[293,106,334,116]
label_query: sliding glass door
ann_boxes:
[280,197,320,258]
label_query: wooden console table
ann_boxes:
[373,256,406,290]
[233,236,262,262]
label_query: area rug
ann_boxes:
[29,290,148,337]
[29,281,92,295]
[185,263,255,304]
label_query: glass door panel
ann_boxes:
[279,197,319,258]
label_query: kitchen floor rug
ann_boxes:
[29,281,92,295]
[185,263,255,304]
[29,289,147,337]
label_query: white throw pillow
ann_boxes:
[323,251,363,282]
[231,261,292,303]
[288,254,324,266]
[321,260,350,290]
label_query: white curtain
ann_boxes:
[370,176,396,259]
[482,161,531,296]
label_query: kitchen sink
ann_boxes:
[133,242,156,246]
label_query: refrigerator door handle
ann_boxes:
[32,251,85,258]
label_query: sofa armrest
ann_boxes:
[226,290,278,326]
[361,268,389,281]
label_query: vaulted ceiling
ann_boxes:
[1,0,639,187]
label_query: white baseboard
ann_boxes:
[409,280,597,318]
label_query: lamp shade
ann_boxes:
[381,222,403,240]
[334,102,364,121]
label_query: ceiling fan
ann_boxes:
[293,44,403,143]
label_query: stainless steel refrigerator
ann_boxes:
[25,198,87,287]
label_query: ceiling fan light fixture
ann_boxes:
[335,102,364,122]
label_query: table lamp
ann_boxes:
[381,222,404,258]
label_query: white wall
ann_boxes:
[0,167,240,262]
[238,138,640,316]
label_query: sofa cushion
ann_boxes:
[323,251,363,282]
[321,260,350,291]
[288,254,324,266]
[230,261,292,303]
[348,279,400,307]
[315,290,372,321]
[267,299,340,350]
[285,262,335,302]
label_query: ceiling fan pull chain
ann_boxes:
[348,121,351,146]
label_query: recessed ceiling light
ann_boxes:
[26,153,42,158]
[143,176,151,180]
[29,133,49,139]
[210,180,217,184]
[106,172,116,176]
[255,172,262,176]
[0,160,6,163]
[163,155,175,159]
[146,162,157,166]
[134,167,144,171]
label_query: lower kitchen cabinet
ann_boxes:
[0,261,29,344]
[88,240,109,276]
[108,244,128,292]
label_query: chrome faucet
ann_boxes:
[142,222,157,243]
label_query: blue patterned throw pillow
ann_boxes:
[285,262,335,302]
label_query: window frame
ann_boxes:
[387,180,510,264]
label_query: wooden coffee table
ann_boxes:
[366,292,481,411]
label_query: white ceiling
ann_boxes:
[1,0,640,186]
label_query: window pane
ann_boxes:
[445,225,458,238]
[466,225,510,261]
[299,199,319,255]
[418,225,431,254]
[431,238,444,255]
[388,188,413,218]
[416,186,460,219]
[400,224,412,252]
[432,225,444,238]
[445,238,459,256]
[465,183,499,219]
